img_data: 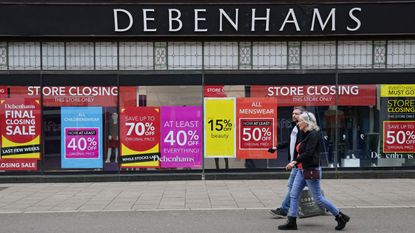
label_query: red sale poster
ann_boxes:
[383,121,415,153]
[120,107,160,168]
[0,98,41,160]
[236,98,278,159]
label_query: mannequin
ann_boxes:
[105,112,119,163]
[324,106,345,168]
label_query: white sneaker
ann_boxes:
[329,163,334,168]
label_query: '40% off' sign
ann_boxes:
[164,130,199,146]
[65,128,99,159]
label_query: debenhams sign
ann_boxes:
[1,3,415,37]
[113,7,361,33]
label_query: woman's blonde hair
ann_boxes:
[299,111,320,131]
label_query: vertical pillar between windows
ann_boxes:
[373,40,387,69]
[288,41,301,69]
[154,42,167,70]
[239,42,252,70]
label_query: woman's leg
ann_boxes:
[305,178,340,216]
[280,168,298,213]
[288,170,306,217]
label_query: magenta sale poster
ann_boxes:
[160,106,202,168]
[65,127,99,159]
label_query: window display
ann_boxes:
[41,85,117,171]
[1,79,414,173]
[119,85,203,171]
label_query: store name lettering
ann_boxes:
[113,7,362,33]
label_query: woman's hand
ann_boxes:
[285,161,296,170]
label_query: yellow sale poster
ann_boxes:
[204,98,236,158]
[381,84,415,97]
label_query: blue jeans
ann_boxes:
[288,168,340,217]
[280,168,298,213]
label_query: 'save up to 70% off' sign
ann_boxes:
[125,122,156,137]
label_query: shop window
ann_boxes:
[95,42,118,70]
[42,42,65,70]
[302,41,336,69]
[119,85,203,171]
[204,42,238,70]
[252,42,287,70]
[387,40,415,68]
[41,86,118,171]
[338,41,372,69]
[8,42,41,70]
[204,85,275,170]
[338,83,415,168]
[119,42,153,70]
[168,42,202,70]
[66,42,94,70]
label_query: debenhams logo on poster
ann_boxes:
[113,7,362,33]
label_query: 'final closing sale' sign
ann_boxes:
[0,98,41,159]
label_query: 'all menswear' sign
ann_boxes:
[1,3,415,37]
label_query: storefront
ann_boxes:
[0,1,415,178]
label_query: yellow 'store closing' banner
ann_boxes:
[204,98,236,158]
[381,84,415,97]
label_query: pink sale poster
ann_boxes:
[160,106,202,168]
[65,128,99,159]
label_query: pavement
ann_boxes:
[0,179,414,214]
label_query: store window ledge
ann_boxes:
[0,169,415,183]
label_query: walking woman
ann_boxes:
[278,111,350,231]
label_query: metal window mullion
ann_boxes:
[6,41,9,70]
[299,41,302,70]
[385,40,389,69]
[153,42,155,71]
[286,41,289,70]
[64,41,67,70]
[336,40,339,69]
[237,42,240,70]
[166,42,169,70]
[40,42,43,71]
[93,41,96,70]
[201,41,205,180]
[334,40,339,172]
[117,41,120,71]
[372,40,376,69]
[202,41,205,71]
[250,41,253,70]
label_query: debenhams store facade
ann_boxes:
[0,0,415,180]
